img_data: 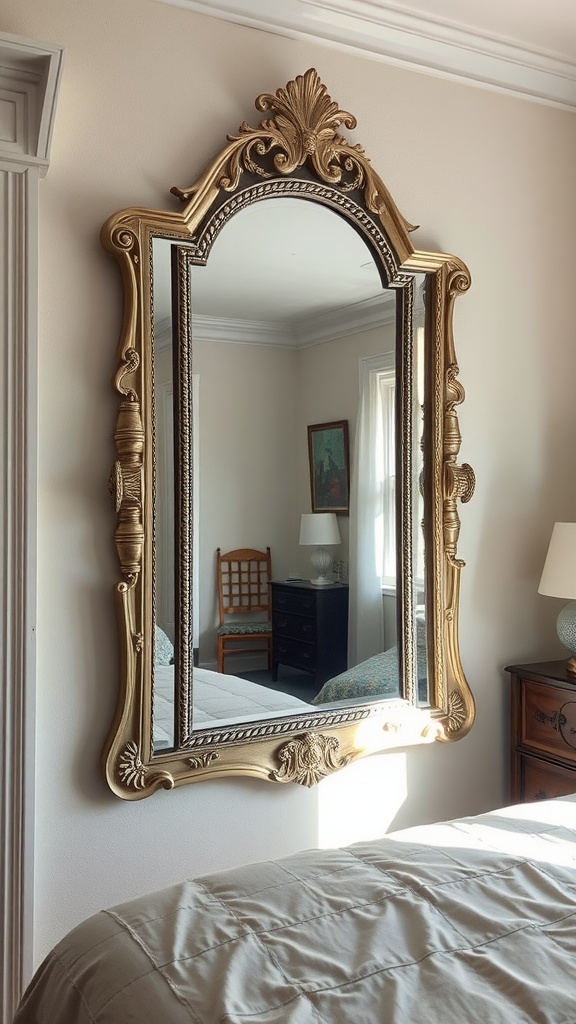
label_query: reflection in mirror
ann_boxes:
[189,200,399,732]
[151,201,434,748]
[411,276,427,704]
[152,237,177,750]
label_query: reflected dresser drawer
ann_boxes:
[272,581,348,691]
[507,661,576,803]
[273,637,316,673]
[273,613,316,643]
[273,587,316,618]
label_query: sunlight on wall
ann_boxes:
[317,753,408,847]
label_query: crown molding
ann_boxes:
[152,0,576,111]
[295,293,396,346]
[192,314,294,346]
[154,314,292,347]
[156,293,396,349]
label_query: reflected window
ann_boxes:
[348,352,396,667]
[374,367,396,587]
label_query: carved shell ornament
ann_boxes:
[447,690,466,732]
[271,732,351,787]
[117,742,174,793]
[171,69,415,234]
[234,71,360,182]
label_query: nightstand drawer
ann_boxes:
[273,611,316,642]
[521,680,576,764]
[273,588,315,617]
[520,753,576,802]
[273,637,316,671]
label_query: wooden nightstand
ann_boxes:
[506,661,576,802]
[271,580,348,692]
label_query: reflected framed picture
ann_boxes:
[307,420,350,514]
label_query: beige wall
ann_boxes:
[194,339,300,660]
[3,0,576,972]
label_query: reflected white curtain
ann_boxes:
[348,354,395,666]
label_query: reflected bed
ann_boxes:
[313,631,428,706]
[154,665,313,747]
[14,795,576,1023]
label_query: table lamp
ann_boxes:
[299,512,341,586]
[538,521,576,676]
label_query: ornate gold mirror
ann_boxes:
[101,70,475,799]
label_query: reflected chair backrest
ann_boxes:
[216,547,273,674]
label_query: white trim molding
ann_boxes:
[153,0,576,111]
[156,293,396,349]
[191,293,396,346]
[0,31,63,1023]
[0,32,63,175]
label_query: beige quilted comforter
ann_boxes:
[14,795,576,1023]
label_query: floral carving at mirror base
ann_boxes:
[101,69,475,799]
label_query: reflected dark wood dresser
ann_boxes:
[272,581,349,693]
[507,661,576,802]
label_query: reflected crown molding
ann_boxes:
[294,292,396,346]
[155,294,396,349]
[191,315,292,347]
[151,0,576,111]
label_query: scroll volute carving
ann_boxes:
[101,69,475,799]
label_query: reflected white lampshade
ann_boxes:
[299,513,341,586]
[538,522,576,676]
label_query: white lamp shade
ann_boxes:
[299,512,341,546]
[538,522,576,599]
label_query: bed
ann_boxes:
[313,633,428,706]
[154,664,314,748]
[14,794,576,1023]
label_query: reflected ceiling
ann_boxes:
[154,200,394,344]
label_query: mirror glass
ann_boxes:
[152,200,430,750]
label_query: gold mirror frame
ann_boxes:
[101,70,475,799]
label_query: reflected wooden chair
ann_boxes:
[216,547,273,674]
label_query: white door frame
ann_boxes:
[0,31,63,1021]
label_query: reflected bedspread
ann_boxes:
[154,665,313,747]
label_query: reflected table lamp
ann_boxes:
[538,521,576,677]
[299,512,341,586]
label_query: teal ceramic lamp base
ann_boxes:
[556,600,576,677]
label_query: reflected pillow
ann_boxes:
[155,625,174,666]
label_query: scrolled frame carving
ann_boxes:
[101,69,474,799]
